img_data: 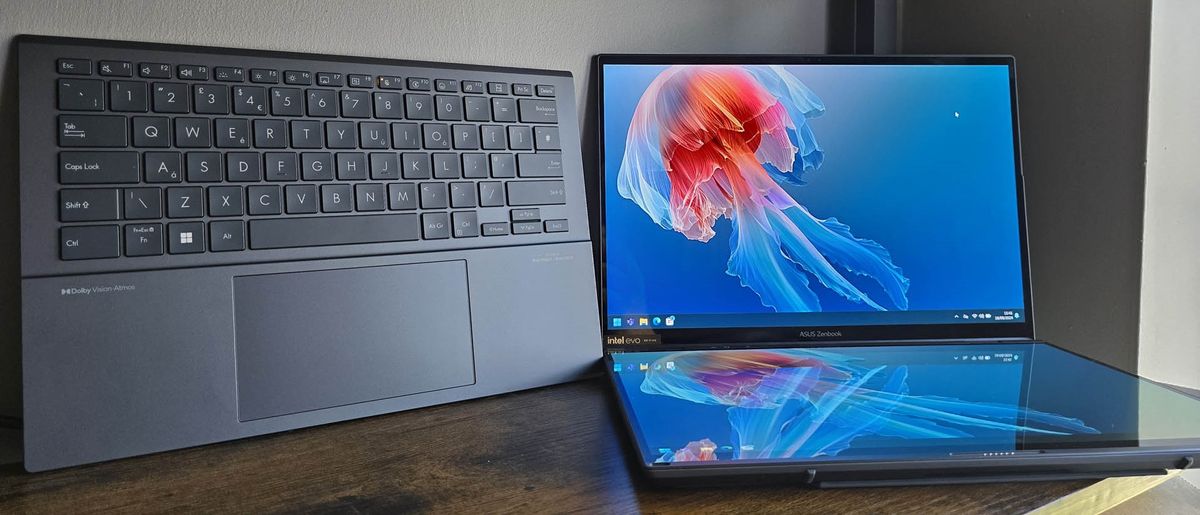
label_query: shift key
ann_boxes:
[59,152,140,184]
[507,180,566,206]
[58,115,128,147]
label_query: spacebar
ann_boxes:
[249,214,421,250]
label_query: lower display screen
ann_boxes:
[608,343,1200,466]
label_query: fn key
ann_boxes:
[61,225,120,260]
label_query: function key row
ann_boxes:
[57,58,555,96]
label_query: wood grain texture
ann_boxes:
[0,379,1096,514]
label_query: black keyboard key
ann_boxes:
[535,127,560,150]
[422,212,450,239]
[253,119,288,148]
[124,188,162,219]
[507,126,533,150]
[174,118,212,147]
[193,84,230,114]
[492,97,517,122]
[378,76,403,89]
[461,80,485,94]
[98,60,133,77]
[336,152,368,180]
[402,153,430,179]
[518,99,557,123]
[254,69,282,84]
[59,151,139,184]
[302,152,334,180]
[544,219,569,233]
[489,153,515,178]
[168,222,205,254]
[215,118,251,148]
[355,183,386,211]
[347,74,373,88]
[326,121,356,148]
[307,89,338,117]
[374,92,404,119]
[512,221,541,234]
[58,58,92,75]
[186,152,222,182]
[209,221,245,252]
[449,182,476,208]
[125,223,164,256]
[145,152,183,182]
[271,87,304,116]
[435,79,458,92]
[132,116,170,147]
[110,81,149,112]
[488,82,509,95]
[317,72,343,87]
[478,181,505,207]
[359,122,389,149]
[419,182,448,209]
[406,94,433,120]
[517,153,564,178]
[282,70,310,85]
[536,84,555,97]
[464,96,490,121]
[227,152,262,181]
[510,208,540,222]
[290,120,324,148]
[391,123,421,149]
[167,186,204,218]
[481,222,509,236]
[507,180,566,206]
[388,183,417,210]
[423,123,451,149]
[341,91,371,118]
[462,153,488,179]
[214,67,244,82]
[208,186,244,217]
[433,153,460,179]
[481,125,506,150]
[285,184,319,214]
[265,152,299,181]
[58,115,127,147]
[58,78,104,111]
[370,153,399,179]
[435,95,463,121]
[61,225,119,260]
[60,188,120,222]
[512,84,533,96]
[321,184,353,212]
[176,65,208,80]
[249,213,420,249]
[247,185,282,215]
[408,77,431,91]
[152,83,189,113]
[451,211,478,238]
[139,63,171,79]
[233,86,267,115]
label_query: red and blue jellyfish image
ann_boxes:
[641,349,1098,463]
[617,65,910,311]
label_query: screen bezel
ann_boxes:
[594,54,1035,346]
[604,341,1200,474]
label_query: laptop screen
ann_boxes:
[599,59,1029,340]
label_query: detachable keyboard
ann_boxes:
[19,36,587,276]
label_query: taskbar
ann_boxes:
[606,309,1025,330]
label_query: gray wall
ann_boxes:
[900,0,1152,372]
[0,1,829,417]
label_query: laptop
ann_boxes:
[593,54,1200,487]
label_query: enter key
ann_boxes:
[517,153,563,178]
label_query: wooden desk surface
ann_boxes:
[0,378,1100,514]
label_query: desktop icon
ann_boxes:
[652,316,662,326]
[638,317,649,326]
[612,317,622,327]
[626,317,636,326]
[638,363,649,371]
[613,363,622,372]
[665,361,676,371]
[664,315,675,326]
[654,363,662,370]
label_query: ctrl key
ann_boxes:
[60,225,120,260]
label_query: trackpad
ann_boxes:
[234,261,475,422]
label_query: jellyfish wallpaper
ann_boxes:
[610,347,1099,464]
[603,64,1027,328]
